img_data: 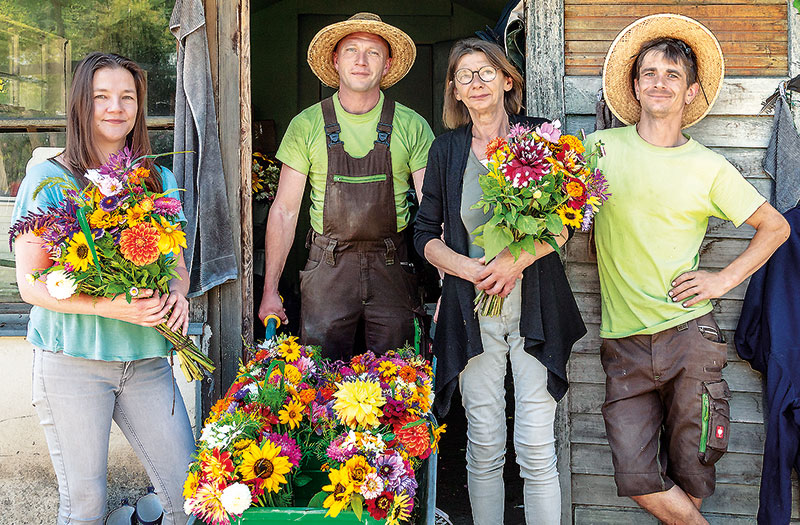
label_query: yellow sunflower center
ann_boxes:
[77,244,89,259]
[333,483,348,499]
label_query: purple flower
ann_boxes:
[99,195,120,212]
[580,206,594,232]
[327,435,355,462]
[266,432,301,467]
[153,197,182,216]
[375,453,404,487]
[98,146,139,179]
[508,123,532,139]
[395,475,418,498]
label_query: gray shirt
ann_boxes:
[460,149,491,259]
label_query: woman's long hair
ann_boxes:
[62,52,161,192]
[442,38,525,130]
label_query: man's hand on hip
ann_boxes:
[669,270,732,308]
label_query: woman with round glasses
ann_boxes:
[414,38,585,524]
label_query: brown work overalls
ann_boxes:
[299,96,419,360]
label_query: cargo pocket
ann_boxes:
[699,379,732,466]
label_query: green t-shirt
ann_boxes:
[11,160,186,361]
[583,125,766,338]
[276,92,434,233]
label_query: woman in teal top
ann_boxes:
[12,53,194,525]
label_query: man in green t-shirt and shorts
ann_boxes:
[257,13,434,359]
[584,14,790,524]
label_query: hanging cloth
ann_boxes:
[595,88,625,131]
[763,83,800,213]
[170,0,238,297]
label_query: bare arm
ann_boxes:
[412,167,425,204]
[14,232,170,326]
[670,202,790,307]
[258,163,307,324]
[476,226,570,297]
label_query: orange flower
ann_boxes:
[138,196,154,212]
[393,416,433,458]
[210,397,231,416]
[119,222,161,265]
[485,137,508,159]
[128,166,150,185]
[398,366,417,383]
[558,134,585,154]
[298,388,317,405]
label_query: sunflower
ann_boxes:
[183,470,200,499]
[278,338,302,362]
[322,466,354,518]
[151,216,187,256]
[378,361,397,379]
[344,455,375,492]
[556,205,583,229]
[278,400,304,430]
[119,222,161,266]
[238,441,292,493]
[386,493,413,525]
[333,380,386,428]
[64,232,94,272]
[232,438,255,456]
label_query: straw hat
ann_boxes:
[307,12,416,89]
[602,14,725,129]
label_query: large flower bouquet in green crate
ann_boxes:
[184,336,445,525]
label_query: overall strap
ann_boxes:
[374,98,396,148]
[320,97,343,149]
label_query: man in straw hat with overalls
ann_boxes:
[258,13,434,359]
[583,14,789,524]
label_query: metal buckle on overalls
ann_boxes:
[374,122,392,147]
[384,238,396,266]
[324,238,337,266]
[325,123,342,148]
[676,322,689,332]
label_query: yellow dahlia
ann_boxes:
[151,216,187,256]
[64,232,94,272]
[125,204,146,226]
[89,209,119,229]
[333,380,386,428]
[239,441,291,493]
[322,466,354,518]
[344,455,375,492]
[119,222,161,266]
[183,470,200,499]
[283,364,302,385]
[278,400,304,430]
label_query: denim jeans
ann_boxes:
[459,285,560,525]
[32,349,195,525]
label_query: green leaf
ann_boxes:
[795,0,800,13]
[545,213,564,235]
[76,206,103,280]
[351,494,364,521]
[294,474,312,487]
[307,490,327,508]
[516,215,539,235]
[401,419,427,430]
[484,224,514,261]
[508,241,522,260]
[520,235,538,256]
[544,235,561,255]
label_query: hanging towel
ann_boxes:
[170,0,238,297]
[763,84,800,213]
[595,88,625,131]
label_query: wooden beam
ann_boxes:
[240,0,254,347]
[526,2,570,522]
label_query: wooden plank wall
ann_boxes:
[565,0,788,77]
[559,41,799,525]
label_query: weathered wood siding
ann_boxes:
[526,0,800,522]
[564,0,789,76]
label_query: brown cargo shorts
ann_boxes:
[600,312,732,498]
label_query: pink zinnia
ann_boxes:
[153,197,183,216]
[535,120,562,143]
[265,432,301,467]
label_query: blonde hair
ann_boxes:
[442,38,524,129]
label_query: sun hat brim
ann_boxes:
[307,13,416,89]
[602,14,725,129]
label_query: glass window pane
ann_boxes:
[0,1,176,119]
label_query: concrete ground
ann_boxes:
[0,337,198,525]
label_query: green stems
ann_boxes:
[473,290,504,317]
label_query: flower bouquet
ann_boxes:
[471,120,610,316]
[184,336,444,525]
[8,147,214,381]
[252,153,280,202]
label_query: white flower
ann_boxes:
[45,270,77,300]
[183,498,194,516]
[533,190,542,199]
[220,483,251,515]
[84,169,102,185]
[361,473,384,499]
[98,179,123,196]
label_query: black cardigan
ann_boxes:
[414,115,587,416]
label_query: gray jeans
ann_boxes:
[459,285,560,525]
[32,349,195,525]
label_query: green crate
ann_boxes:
[234,507,382,524]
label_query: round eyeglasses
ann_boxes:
[454,65,498,85]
